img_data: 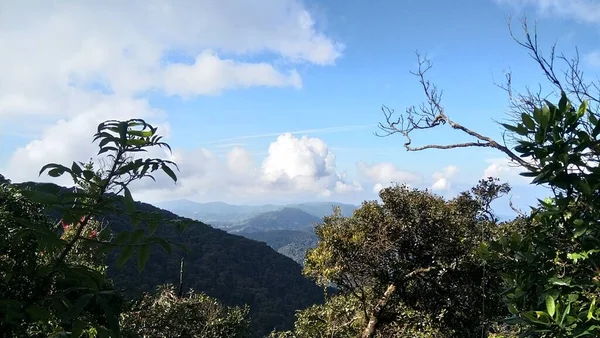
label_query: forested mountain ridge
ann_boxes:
[221,207,322,233]
[156,199,357,223]
[239,229,318,265]
[209,207,322,265]
[14,181,325,338]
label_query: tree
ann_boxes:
[276,180,510,337]
[0,119,187,336]
[120,284,251,338]
[377,17,600,337]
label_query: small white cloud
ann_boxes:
[431,165,458,191]
[358,162,421,193]
[163,50,302,97]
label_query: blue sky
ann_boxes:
[0,0,598,215]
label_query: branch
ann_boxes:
[361,266,435,338]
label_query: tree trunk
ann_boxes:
[361,283,396,338]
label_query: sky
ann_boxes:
[0,0,598,215]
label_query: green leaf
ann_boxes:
[522,113,536,130]
[588,298,596,321]
[148,219,159,235]
[117,246,134,268]
[71,162,83,176]
[546,295,556,317]
[155,237,172,255]
[48,168,64,177]
[71,319,86,338]
[25,305,51,321]
[118,121,128,147]
[559,92,569,112]
[574,219,588,238]
[98,297,120,338]
[128,129,154,137]
[129,229,145,244]
[65,293,94,320]
[82,169,95,181]
[161,164,177,182]
[123,186,136,213]
[137,244,151,272]
[501,123,529,136]
[578,100,588,118]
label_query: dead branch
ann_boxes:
[376,52,535,171]
[378,16,599,173]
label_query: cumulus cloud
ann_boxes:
[0,0,343,192]
[431,165,458,191]
[0,0,342,117]
[127,133,362,203]
[358,162,421,193]
[495,0,600,24]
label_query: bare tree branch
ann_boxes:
[376,52,536,171]
[378,16,599,174]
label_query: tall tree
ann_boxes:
[275,180,510,337]
[377,17,600,337]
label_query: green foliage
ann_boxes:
[270,294,447,338]
[491,93,600,337]
[281,181,510,337]
[1,118,183,337]
[120,284,251,338]
[100,200,325,337]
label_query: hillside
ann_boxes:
[239,229,318,265]
[225,207,322,233]
[17,182,325,338]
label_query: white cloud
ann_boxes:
[431,165,458,191]
[358,162,421,193]
[162,50,302,97]
[495,0,600,24]
[0,0,341,119]
[482,158,531,186]
[262,133,362,195]
[3,96,166,185]
[0,0,343,195]
[126,133,362,203]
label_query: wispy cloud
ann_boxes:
[495,0,600,24]
[198,124,374,145]
[585,50,600,69]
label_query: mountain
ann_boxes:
[215,208,321,265]
[17,182,325,338]
[155,199,357,224]
[223,207,322,233]
[240,229,318,265]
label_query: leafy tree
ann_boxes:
[277,181,510,337]
[1,119,185,336]
[120,284,251,338]
[376,17,600,337]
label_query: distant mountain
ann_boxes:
[240,229,318,265]
[223,207,322,233]
[16,182,325,338]
[214,208,322,265]
[155,199,357,223]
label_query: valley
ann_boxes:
[157,201,358,265]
